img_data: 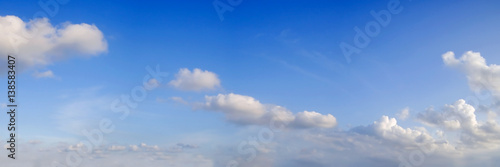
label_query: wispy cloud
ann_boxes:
[32,70,56,79]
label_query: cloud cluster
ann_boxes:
[167,68,336,129]
[200,93,337,128]
[0,15,107,69]
[417,99,500,149]
[352,115,443,150]
[145,51,499,166]
[169,68,221,91]
[436,51,500,148]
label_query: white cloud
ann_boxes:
[438,51,500,148]
[199,93,337,128]
[353,116,439,148]
[202,93,267,124]
[169,68,221,91]
[32,70,55,78]
[417,99,500,149]
[396,107,410,120]
[373,116,434,145]
[443,51,500,99]
[0,15,107,69]
[292,111,337,128]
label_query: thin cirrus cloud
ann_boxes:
[169,68,221,91]
[0,15,107,70]
[32,70,55,78]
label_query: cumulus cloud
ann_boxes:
[202,93,267,124]
[353,116,441,148]
[199,93,337,128]
[417,99,500,148]
[437,51,500,148]
[292,111,337,128]
[169,68,221,91]
[443,51,500,99]
[0,15,107,69]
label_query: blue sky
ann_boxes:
[1,0,500,166]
